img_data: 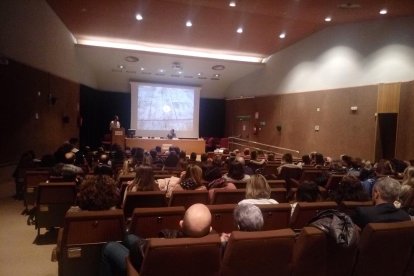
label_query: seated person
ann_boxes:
[173,164,206,192]
[220,203,264,245]
[76,175,119,210]
[123,165,160,204]
[330,174,370,204]
[100,203,212,275]
[277,153,301,174]
[239,174,278,205]
[167,129,176,139]
[223,160,250,182]
[291,181,321,216]
[53,152,84,180]
[352,177,410,229]
[164,150,179,168]
[248,150,266,173]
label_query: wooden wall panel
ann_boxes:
[225,86,378,161]
[0,58,79,164]
[396,81,414,160]
[377,83,401,113]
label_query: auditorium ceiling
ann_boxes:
[46,0,414,97]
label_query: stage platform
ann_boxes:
[125,137,205,154]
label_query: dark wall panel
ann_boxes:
[0,58,79,163]
[396,81,414,160]
[80,86,130,149]
[200,98,225,138]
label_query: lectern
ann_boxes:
[111,128,125,149]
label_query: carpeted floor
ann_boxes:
[0,165,58,276]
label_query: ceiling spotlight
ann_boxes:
[140,67,145,71]
[229,1,236,7]
[212,65,225,70]
[325,16,332,22]
[237,27,243,34]
[178,71,182,74]
[186,20,192,27]
[379,9,388,15]
[197,72,202,76]
[125,56,139,62]
[135,13,143,21]
[159,69,165,73]
[279,32,286,39]
[118,65,124,69]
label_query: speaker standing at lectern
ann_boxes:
[167,129,176,139]
[109,115,121,131]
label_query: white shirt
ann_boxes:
[238,198,279,205]
[109,120,120,131]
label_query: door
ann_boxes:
[374,113,398,161]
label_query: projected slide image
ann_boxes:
[137,86,194,131]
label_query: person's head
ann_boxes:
[402,166,414,184]
[372,177,401,204]
[179,150,187,159]
[64,152,76,164]
[227,160,245,181]
[296,181,321,202]
[113,115,119,121]
[301,154,311,165]
[314,153,324,166]
[341,155,353,168]
[170,129,175,134]
[99,153,110,164]
[190,152,197,162]
[132,165,156,191]
[179,203,212,237]
[181,164,203,189]
[266,153,274,161]
[149,150,157,159]
[282,153,293,164]
[78,175,119,210]
[200,153,208,162]
[333,174,369,203]
[243,148,250,156]
[245,174,271,199]
[234,204,264,231]
[250,150,258,160]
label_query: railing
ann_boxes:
[228,137,300,156]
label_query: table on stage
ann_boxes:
[125,137,206,154]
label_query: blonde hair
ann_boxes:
[245,174,271,199]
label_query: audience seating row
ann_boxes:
[55,209,414,276]
[122,188,289,217]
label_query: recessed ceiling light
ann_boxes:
[212,65,225,70]
[186,20,192,27]
[197,73,202,76]
[125,56,139,62]
[237,27,243,34]
[279,32,286,39]
[229,1,236,7]
[118,65,124,69]
[325,16,332,22]
[159,69,164,73]
[135,13,143,21]
[379,9,388,15]
[178,71,182,74]
[140,67,145,71]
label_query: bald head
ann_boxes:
[180,203,212,237]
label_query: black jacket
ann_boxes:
[352,203,410,229]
